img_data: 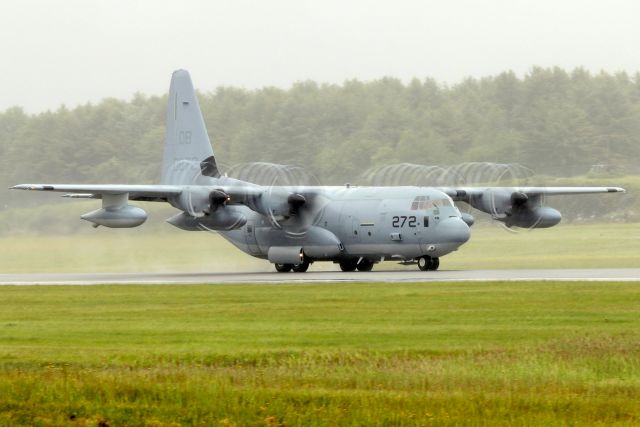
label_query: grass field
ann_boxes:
[1,281,640,426]
[0,222,638,273]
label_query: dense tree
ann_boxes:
[2,67,640,211]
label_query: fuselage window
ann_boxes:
[423,216,429,227]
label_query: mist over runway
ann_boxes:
[1,269,638,285]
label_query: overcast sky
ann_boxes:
[2,0,639,112]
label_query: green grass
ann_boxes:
[447,221,640,269]
[1,282,640,425]
[0,222,638,273]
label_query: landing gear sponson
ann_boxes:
[275,258,377,273]
[275,256,439,272]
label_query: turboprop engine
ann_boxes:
[167,188,247,231]
[468,189,561,229]
[81,193,147,228]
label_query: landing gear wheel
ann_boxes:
[418,256,440,271]
[274,263,293,273]
[357,259,374,272]
[339,260,358,272]
[292,260,310,273]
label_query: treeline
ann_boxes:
[2,67,640,210]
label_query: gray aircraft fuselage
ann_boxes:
[219,186,469,262]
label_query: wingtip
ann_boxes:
[10,184,45,191]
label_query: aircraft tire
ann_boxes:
[275,263,293,273]
[429,257,440,271]
[356,260,374,272]
[418,256,430,271]
[292,260,310,273]
[339,260,358,272]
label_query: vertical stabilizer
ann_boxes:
[160,69,219,185]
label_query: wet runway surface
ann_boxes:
[0,269,639,285]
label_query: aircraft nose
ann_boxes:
[437,217,471,244]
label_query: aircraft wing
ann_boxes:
[10,184,184,201]
[10,182,267,207]
[437,185,626,228]
[441,186,626,201]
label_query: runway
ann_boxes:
[0,269,638,285]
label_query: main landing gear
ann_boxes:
[292,259,310,272]
[417,256,439,271]
[274,263,292,272]
[274,259,310,273]
[339,259,374,272]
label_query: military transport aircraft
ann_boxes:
[12,70,626,272]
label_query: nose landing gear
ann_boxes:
[417,256,439,271]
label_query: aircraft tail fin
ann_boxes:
[160,69,219,185]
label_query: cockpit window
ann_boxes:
[433,198,453,208]
[411,196,452,210]
[411,196,426,210]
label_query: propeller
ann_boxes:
[280,191,330,237]
[165,157,231,220]
[480,165,548,233]
[226,162,329,237]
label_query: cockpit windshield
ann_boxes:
[410,196,453,210]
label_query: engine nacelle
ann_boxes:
[81,205,147,228]
[468,188,513,215]
[167,210,247,231]
[172,188,234,216]
[467,189,562,229]
[505,207,562,229]
[244,187,297,219]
